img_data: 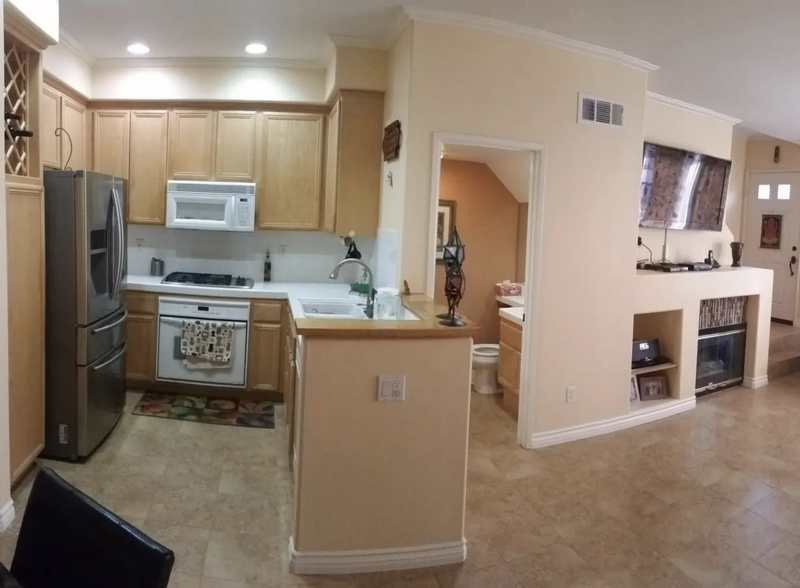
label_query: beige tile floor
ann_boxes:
[6,378,800,587]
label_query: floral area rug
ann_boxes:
[133,392,275,429]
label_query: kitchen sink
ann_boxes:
[300,300,368,319]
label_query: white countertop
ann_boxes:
[124,275,366,319]
[496,295,524,308]
[499,306,524,327]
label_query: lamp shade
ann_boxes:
[443,227,465,267]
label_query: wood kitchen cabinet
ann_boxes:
[168,110,216,180]
[125,292,157,388]
[7,184,45,485]
[215,111,257,181]
[323,91,384,238]
[93,110,130,178]
[283,306,297,463]
[248,301,283,392]
[129,110,169,224]
[41,82,87,171]
[40,84,61,169]
[498,317,522,419]
[256,113,324,230]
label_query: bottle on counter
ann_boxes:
[264,250,272,282]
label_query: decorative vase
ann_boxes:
[730,242,744,267]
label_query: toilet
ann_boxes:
[472,344,500,394]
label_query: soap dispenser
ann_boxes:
[264,250,272,282]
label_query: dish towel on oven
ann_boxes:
[181,320,234,369]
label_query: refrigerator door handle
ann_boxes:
[91,308,128,334]
[91,341,127,372]
[110,187,125,301]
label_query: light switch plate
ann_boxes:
[378,375,405,402]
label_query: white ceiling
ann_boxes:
[443,145,531,203]
[59,0,800,142]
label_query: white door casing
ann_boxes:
[744,172,800,322]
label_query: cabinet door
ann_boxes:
[498,342,520,392]
[93,110,130,178]
[247,323,282,391]
[284,333,296,455]
[323,101,340,233]
[332,92,383,237]
[126,312,156,385]
[257,113,324,230]
[7,185,44,483]
[215,111,256,181]
[168,110,216,180]
[61,96,86,171]
[41,85,61,169]
[129,110,169,224]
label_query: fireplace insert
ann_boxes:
[696,323,746,396]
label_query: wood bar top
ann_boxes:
[295,294,480,339]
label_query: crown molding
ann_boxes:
[328,34,387,51]
[646,91,742,125]
[3,1,56,51]
[93,57,325,70]
[58,27,95,65]
[400,6,659,73]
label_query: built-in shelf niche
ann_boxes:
[631,309,684,410]
[3,31,41,181]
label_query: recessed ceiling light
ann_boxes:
[245,43,267,55]
[127,43,150,55]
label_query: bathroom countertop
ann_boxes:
[499,306,524,327]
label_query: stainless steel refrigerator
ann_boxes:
[43,171,128,460]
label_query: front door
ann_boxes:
[744,172,800,322]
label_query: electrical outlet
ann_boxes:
[278,245,287,257]
[378,375,405,402]
[566,386,577,403]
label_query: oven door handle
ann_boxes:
[159,316,248,328]
[91,308,128,334]
[92,342,127,372]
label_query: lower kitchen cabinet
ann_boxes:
[283,306,297,462]
[125,292,157,388]
[498,317,522,419]
[7,184,45,485]
[247,322,282,392]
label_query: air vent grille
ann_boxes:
[167,181,256,196]
[578,94,624,127]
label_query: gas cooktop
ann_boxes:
[161,272,254,289]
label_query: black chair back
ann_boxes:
[10,468,174,588]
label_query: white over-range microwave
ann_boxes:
[166,180,256,231]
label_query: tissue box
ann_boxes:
[496,282,523,296]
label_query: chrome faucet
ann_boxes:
[329,259,375,318]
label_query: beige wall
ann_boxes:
[517,203,528,282]
[388,21,647,432]
[324,46,388,101]
[746,138,800,172]
[433,160,521,344]
[377,24,414,290]
[0,8,12,521]
[43,42,92,98]
[92,65,327,102]
[640,97,743,265]
[294,336,472,551]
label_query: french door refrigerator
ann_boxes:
[43,171,128,460]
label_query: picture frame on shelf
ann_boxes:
[629,375,640,401]
[637,374,668,401]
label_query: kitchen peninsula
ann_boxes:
[124,277,479,574]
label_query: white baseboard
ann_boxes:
[743,375,769,389]
[288,536,466,575]
[0,500,15,532]
[529,397,696,448]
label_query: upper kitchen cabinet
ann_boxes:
[168,110,216,180]
[323,91,384,238]
[40,84,61,169]
[215,111,257,181]
[129,110,169,224]
[93,110,130,178]
[256,113,324,230]
[41,83,88,172]
[61,96,87,171]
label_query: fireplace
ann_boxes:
[696,297,747,396]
